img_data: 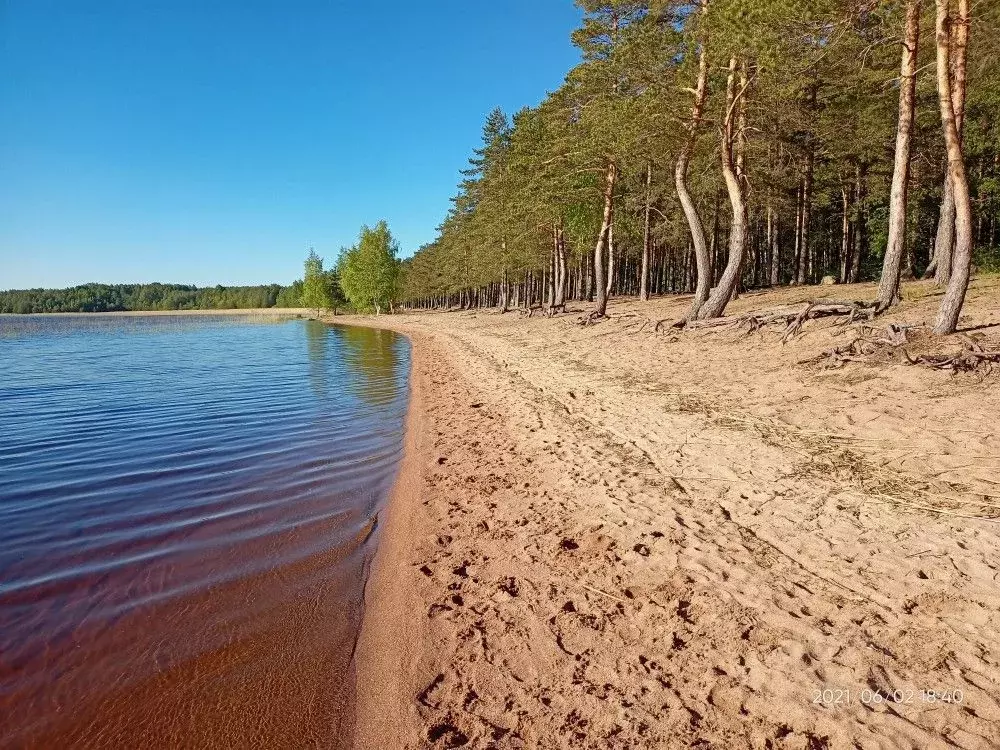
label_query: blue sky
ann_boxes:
[0,1,583,289]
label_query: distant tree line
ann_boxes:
[400,0,999,334]
[0,282,302,314]
[3,223,405,316]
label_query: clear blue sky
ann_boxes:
[0,1,583,289]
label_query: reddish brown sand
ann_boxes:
[349,278,1000,750]
[3,484,371,750]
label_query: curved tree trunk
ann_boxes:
[933,0,973,334]
[606,222,615,296]
[932,0,969,287]
[697,57,749,320]
[934,174,956,284]
[593,160,616,318]
[876,0,921,311]
[678,1,711,321]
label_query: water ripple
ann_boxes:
[0,314,410,747]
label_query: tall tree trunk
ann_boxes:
[555,221,567,306]
[768,204,780,285]
[562,228,569,303]
[798,152,814,284]
[549,225,558,306]
[640,161,652,301]
[606,222,615,296]
[793,181,803,283]
[876,0,921,311]
[593,160,616,318]
[839,183,852,283]
[849,165,867,283]
[500,266,510,312]
[698,57,749,320]
[932,0,969,286]
[933,0,973,334]
[708,190,722,284]
[934,174,956,283]
[678,0,711,320]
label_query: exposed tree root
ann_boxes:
[904,334,1000,372]
[803,323,919,367]
[807,326,1000,373]
[577,310,608,326]
[524,303,570,318]
[658,299,877,341]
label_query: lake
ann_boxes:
[0,314,410,748]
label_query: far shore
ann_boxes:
[343,277,1000,748]
[0,308,312,317]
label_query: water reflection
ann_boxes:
[304,320,330,399]
[336,325,408,407]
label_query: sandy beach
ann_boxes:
[347,278,1000,750]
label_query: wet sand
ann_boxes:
[348,278,1000,749]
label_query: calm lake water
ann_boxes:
[0,314,410,748]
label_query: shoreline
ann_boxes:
[340,279,1000,747]
[349,325,427,749]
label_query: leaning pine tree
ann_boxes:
[933,0,973,334]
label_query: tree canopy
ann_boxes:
[398,0,999,331]
[337,222,401,314]
[300,249,347,312]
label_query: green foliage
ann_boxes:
[298,249,348,312]
[975,246,1000,276]
[399,0,999,304]
[338,222,401,314]
[301,249,326,310]
[275,279,304,308]
[0,282,294,314]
